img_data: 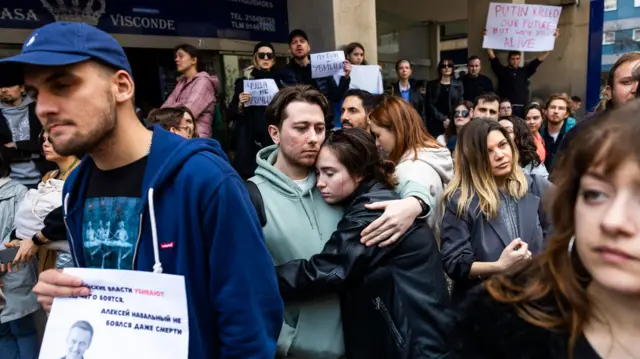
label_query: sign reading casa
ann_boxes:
[0,8,39,21]
[0,0,288,43]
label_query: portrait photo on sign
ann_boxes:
[40,319,95,359]
[39,268,189,359]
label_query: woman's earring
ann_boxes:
[567,235,575,258]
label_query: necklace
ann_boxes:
[58,158,79,180]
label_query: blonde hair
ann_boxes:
[243,51,276,79]
[443,118,528,219]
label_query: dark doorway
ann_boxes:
[125,48,176,119]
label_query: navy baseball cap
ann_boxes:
[0,22,132,75]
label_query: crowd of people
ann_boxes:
[0,19,638,359]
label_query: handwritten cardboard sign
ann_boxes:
[483,3,561,52]
[311,51,345,79]
[243,79,279,107]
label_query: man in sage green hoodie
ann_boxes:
[249,85,434,359]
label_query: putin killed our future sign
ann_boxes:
[483,3,561,52]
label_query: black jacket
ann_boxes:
[440,175,553,300]
[553,110,606,172]
[280,60,350,126]
[228,69,284,178]
[390,81,426,125]
[452,284,601,358]
[425,79,464,137]
[0,102,52,176]
[490,57,542,106]
[461,74,494,102]
[541,120,571,174]
[276,180,456,359]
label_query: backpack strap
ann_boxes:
[245,180,267,227]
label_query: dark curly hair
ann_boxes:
[323,128,398,189]
[498,116,541,168]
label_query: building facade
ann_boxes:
[601,0,640,73]
[0,0,291,108]
[0,0,613,115]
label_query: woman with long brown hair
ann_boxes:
[275,128,454,359]
[452,101,640,358]
[370,95,453,235]
[440,118,552,301]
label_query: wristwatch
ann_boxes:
[412,196,430,218]
[32,233,46,246]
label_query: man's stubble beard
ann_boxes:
[50,92,117,157]
[280,145,316,172]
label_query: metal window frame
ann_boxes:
[603,31,616,44]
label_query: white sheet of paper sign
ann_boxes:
[39,268,189,359]
[483,3,561,52]
[311,51,345,79]
[243,79,279,107]
[348,65,384,94]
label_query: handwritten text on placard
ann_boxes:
[243,79,279,107]
[483,3,561,52]
[311,51,345,79]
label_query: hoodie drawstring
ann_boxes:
[297,190,314,230]
[308,189,322,239]
[147,188,163,274]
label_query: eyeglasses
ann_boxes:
[454,110,469,118]
[257,52,274,60]
[441,64,454,69]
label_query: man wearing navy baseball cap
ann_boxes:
[3,22,283,359]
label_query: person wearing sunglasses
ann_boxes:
[228,41,284,179]
[425,58,464,139]
[437,100,474,152]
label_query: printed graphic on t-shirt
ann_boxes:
[82,197,142,270]
[5,117,30,142]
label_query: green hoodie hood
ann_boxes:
[254,144,317,196]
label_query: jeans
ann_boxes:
[0,313,38,359]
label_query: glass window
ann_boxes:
[603,31,616,45]
[605,0,617,11]
[378,32,399,54]
[634,29,640,41]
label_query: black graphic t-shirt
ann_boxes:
[82,156,148,270]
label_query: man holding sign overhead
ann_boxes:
[483,3,561,118]
[281,29,351,128]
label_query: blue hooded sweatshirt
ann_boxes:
[62,126,284,359]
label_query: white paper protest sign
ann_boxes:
[243,79,279,107]
[348,65,384,94]
[311,51,345,79]
[39,268,189,359]
[483,3,561,52]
